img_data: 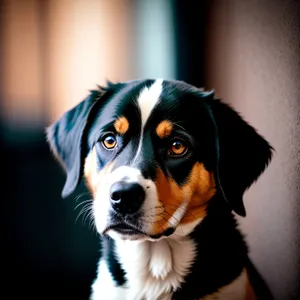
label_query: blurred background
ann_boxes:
[1,0,299,299]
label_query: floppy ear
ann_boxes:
[207,99,273,216]
[46,88,109,198]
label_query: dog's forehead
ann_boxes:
[135,80,210,127]
[110,79,166,118]
[93,79,208,136]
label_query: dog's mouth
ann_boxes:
[103,223,175,240]
[111,223,143,235]
[103,223,144,236]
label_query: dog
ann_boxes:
[47,79,274,300]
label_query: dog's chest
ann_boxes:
[92,237,196,300]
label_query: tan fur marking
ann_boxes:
[245,273,258,300]
[202,269,250,300]
[181,163,216,224]
[114,116,129,135]
[153,163,216,234]
[84,148,113,196]
[156,120,173,139]
[153,168,183,233]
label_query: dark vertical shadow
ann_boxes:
[0,2,99,298]
[172,0,211,87]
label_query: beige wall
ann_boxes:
[1,0,44,127]
[45,0,134,123]
[205,1,300,299]
[0,0,134,126]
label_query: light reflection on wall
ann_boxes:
[1,0,44,129]
[46,0,135,123]
[133,0,175,80]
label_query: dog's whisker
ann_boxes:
[143,211,165,219]
[74,199,93,210]
[79,203,93,214]
[83,209,94,227]
[75,208,88,223]
[73,192,92,203]
[87,210,96,231]
[172,121,186,131]
[76,202,94,224]
[142,210,166,222]
[150,218,165,236]
[81,208,92,225]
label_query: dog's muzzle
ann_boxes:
[97,166,175,240]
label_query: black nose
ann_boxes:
[110,181,145,214]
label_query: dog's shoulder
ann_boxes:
[201,268,253,300]
[201,258,274,300]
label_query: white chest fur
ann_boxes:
[91,236,197,300]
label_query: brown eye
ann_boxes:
[168,139,187,156]
[102,133,117,149]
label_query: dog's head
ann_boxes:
[47,79,273,241]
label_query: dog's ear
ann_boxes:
[46,86,112,198]
[206,98,273,216]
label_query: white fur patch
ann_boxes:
[149,239,172,279]
[90,259,124,300]
[112,235,196,300]
[91,235,197,300]
[132,79,163,166]
[167,197,189,228]
[93,166,158,235]
[138,79,163,126]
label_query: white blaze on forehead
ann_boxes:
[137,79,163,126]
[132,79,163,166]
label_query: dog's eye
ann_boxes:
[102,133,117,150]
[168,139,188,156]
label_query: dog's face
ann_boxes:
[47,79,272,241]
[83,79,217,240]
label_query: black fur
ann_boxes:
[102,236,126,286]
[206,100,273,216]
[47,88,111,197]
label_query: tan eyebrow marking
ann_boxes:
[156,120,173,139]
[114,116,129,135]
